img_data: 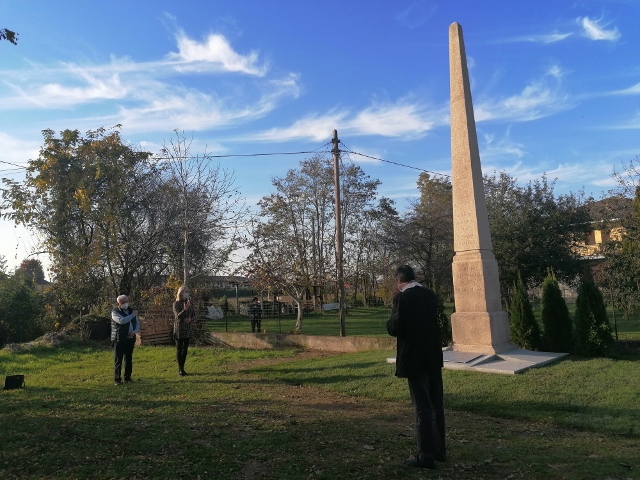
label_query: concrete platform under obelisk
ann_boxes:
[443,22,567,374]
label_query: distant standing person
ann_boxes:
[111,294,140,385]
[249,297,262,333]
[173,285,195,376]
[386,265,445,469]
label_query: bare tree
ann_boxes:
[246,155,381,332]
[160,131,248,285]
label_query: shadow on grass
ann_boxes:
[2,378,638,479]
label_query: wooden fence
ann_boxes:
[136,305,212,346]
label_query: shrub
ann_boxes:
[0,271,46,347]
[509,274,541,350]
[574,276,614,357]
[540,271,573,352]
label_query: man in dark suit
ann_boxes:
[111,294,140,385]
[387,265,445,469]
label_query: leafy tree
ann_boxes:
[0,255,7,276]
[0,271,45,347]
[395,173,454,295]
[18,258,46,283]
[0,28,18,45]
[509,274,540,350]
[540,271,573,352]
[573,276,613,357]
[1,127,170,318]
[484,172,592,294]
[598,183,640,319]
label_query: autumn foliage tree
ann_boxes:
[1,127,171,319]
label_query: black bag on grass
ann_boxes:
[3,375,25,390]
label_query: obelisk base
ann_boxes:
[450,311,514,354]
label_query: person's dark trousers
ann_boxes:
[176,338,190,372]
[407,370,446,460]
[114,337,135,382]
[251,318,260,333]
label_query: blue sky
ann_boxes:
[1,0,639,275]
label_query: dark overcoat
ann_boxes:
[386,284,443,378]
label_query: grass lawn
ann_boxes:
[1,341,639,479]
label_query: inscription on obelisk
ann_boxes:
[449,22,512,354]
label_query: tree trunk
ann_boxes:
[295,299,303,332]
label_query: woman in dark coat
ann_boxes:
[173,285,195,376]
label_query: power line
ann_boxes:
[1,140,451,178]
[152,147,332,161]
[340,145,451,179]
[0,160,28,170]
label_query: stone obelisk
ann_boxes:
[449,22,512,354]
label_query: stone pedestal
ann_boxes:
[451,252,512,354]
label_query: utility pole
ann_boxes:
[332,129,346,337]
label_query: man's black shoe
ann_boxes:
[179,370,188,376]
[114,380,122,386]
[404,455,436,469]
[435,451,446,462]
[124,378,132,383]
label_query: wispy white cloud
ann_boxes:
[248,99,448,142]
[497,16,621,45]
[475,72,573,122]
[545,64,566,80]
[509,32,573,44]
[604,110,640,130]
[3,66,128,109]
[395,0,438,29]
[104,74,301,134]
[483,160,612,192]
[167,30,269,76]
[0,28,299,134]
[349,101,437,138]
[608,82,640,96]
[578,16,621,41]
[480,130,526,160]
[248,110,349,142]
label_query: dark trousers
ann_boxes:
[176,338,190,371]
[407,370,446,459]
[251,317,261,333]
[114,337,135,381]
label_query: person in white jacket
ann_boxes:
[111,295,140,385]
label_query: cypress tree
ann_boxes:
[436,293,452,347]
[540,271,573,352]
[574,276,614,357]
[509,274,541,350]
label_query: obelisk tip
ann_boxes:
[449,22,462,33]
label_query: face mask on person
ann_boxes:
[183,293,190,300]
[120,303,129,310]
